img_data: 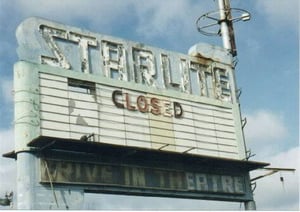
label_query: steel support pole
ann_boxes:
[218,0,231,51]
[245,200,256,210]
[217,2,256,209]
[16,152,36,209]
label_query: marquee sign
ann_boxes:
[15,17,246,160]
[12,17,270,209]
[41,159,246,194]
[17,18,232,102]
[40,158,254,202]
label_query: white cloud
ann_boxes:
[134,0,205,38]
[0,128,14,154]
[1,79,13,104]
[251,146,299,210]
[131,0,216,50]
[255,0,299,30]
[14,0,135,31]
[12,0,212,51]
[244,109,287,143]
[244,109,298,160]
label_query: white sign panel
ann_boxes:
[15,17,246,160]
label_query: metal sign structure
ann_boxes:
[8,17,269,209]
[36,143,265,203]
[41,160,247,195]
[15,17,246,160]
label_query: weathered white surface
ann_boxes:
[38,71,240,159]
[14,17,246,160]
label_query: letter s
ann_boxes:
[150,97,161,115]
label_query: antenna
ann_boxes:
[196,0,250,56]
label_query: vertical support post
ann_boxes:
[218,0,231,51]
[14,62,40,209]
[218,2,256,209]
[16,153,36,209]
[244,200,256,210]
[218,0,237,56]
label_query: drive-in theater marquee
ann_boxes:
[11,17,267,209]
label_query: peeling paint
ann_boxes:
[68,99,75,114]
[76,115,88,126]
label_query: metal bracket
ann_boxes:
[158,144,170,150]
[245,149,256,160]
[183,147,196,154]
[39,140,57,152]
[242,117,247,129]
[80,133,95,142]
[236,88,242,99]
[251,167,296,182]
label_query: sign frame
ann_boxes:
[35,141,267,202]
[10,17,270,209]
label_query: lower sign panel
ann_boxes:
[40,159,252,201]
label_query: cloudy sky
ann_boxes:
[0,0,299,210]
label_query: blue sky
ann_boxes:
[0,0,299,210]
